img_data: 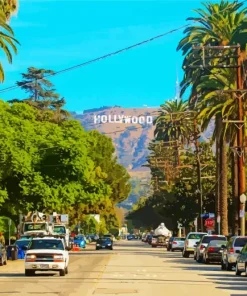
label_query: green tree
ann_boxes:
[177,0,247,235]
[10,67,70,123]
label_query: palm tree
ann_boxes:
[0,0,18,20]
[177,0,247,235]
[0,8,19,82]
[154,99,192,167]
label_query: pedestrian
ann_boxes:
[0,232,5,245]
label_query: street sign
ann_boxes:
[205,218,215,228]
[201,213,215,218]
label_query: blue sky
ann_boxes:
[0,0,207,112]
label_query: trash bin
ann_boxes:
[7,245,12,259]
[11,245,18,260]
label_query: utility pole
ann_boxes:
[236,46,246,236]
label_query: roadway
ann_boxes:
[0,240,246,296]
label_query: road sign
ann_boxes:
[201,213,215,218]
[205,218,215,228]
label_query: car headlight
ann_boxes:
[53,255,64,262]
[97,244,100,246]
[107,244,111,246]
[25,254,36,262]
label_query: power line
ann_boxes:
[0,1,240,94]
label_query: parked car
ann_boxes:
[171,237,185,252]
[96,237,113,250]
[202,240,227,264]
[167,237,175,251]
[0,243,7,266]
[182,232,207,258]
[221,236,247,271]
[235,242,247,276]
[127,234,135,240]
[73,235,86,248]
[14,238,31,259]
[194,235,226,263]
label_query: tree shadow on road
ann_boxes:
[168,257,247,292]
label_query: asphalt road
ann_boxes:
[0,240,247,296]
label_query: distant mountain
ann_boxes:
[73,106,159,176]
[73,106,214,209]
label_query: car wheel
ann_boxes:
[65,267,68,274]
[221,260,226,270]
[205,258,209,264]
[235,263,241,276]
[25,270,35,276]
[96,247,99,250]
[4,258,7,265]
[193,253,196,260]
[60,269,66,276]
[196,254,202,263]
[182,251,189,258]
[226,261,233,271]
[171,249,174,252]
[0,257,3,266]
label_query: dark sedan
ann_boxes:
[96,238,113,250]
[203,240,227,264]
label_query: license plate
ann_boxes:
[102,246,105,248]
[40,264,49,269]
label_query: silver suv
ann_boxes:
[221,236,247,271]
[182,232,207,258]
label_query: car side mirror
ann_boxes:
[235,250,240,254]
[221,245,226,249]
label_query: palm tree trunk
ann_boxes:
[220,133,228,236]
[215,116,221,234]
[232,135,239,235]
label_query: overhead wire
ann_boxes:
[0,1,242,94]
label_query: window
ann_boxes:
[202,236,226,244]
[234,238,247,247]
[29,239,64,250]
[24,223,47,232]
[208,240,227,247]
[174,238,185,241]
[53,226,66,234]
[188,233,206,239]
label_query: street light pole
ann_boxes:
[8,219,11,245]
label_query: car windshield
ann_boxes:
[24,223,47,231]
[208,240,227,247]
[15,240,30,248]
[53,226,66,234]
[188,233,206,239]
[202,236,226,244]
[174,238,185,241]
[29,239,64,250]
[99,238,111,242]
[235,238,247,247]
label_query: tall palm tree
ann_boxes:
[177,0,247,235]
[0,0,18,20]
[0,7,19,82]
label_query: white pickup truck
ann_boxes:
[24,235,70,276]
